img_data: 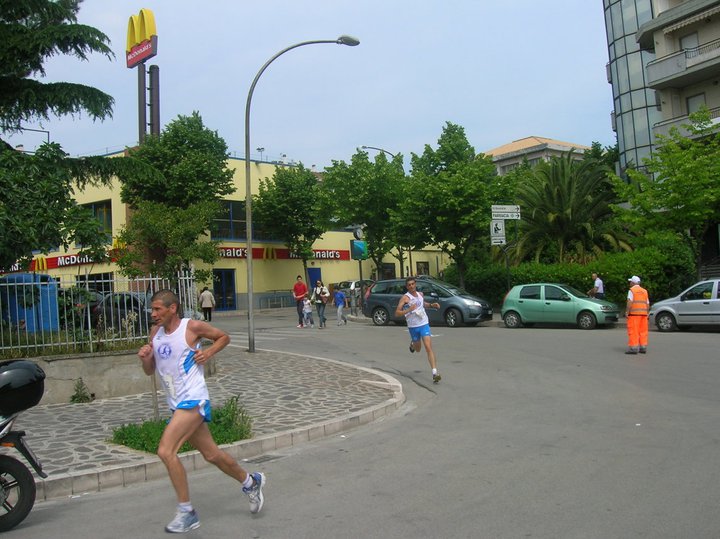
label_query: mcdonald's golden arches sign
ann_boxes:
[126,8,157,68]
[34,256,48,272]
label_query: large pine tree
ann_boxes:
[0,1,158,271]
[0,0,114,135]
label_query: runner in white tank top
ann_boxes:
[394,277,442,383]
[153,317,210,416]
[138,289,266,533]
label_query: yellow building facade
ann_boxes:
[22,156,450,310]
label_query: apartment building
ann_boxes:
[603,0,660,172]
[484,136,590,176]
[604,0,720,271]
[637,0,720,138]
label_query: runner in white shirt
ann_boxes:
[394,276,442,383]
[138,289,265,533]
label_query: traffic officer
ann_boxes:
[625,275,649,354]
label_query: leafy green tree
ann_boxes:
[513,152,630,264]
[407,122,508,287]
[0,0,157,271]
[583,141,619,171]
[121,112,235,208]
[253,164,327,280]
[0,144,93,270]
[387,175,430,276]
[0,0,113,134]
[115,200,221,281]
[613,108,720,275]
[116,112,235,280]
[320,150,405,273]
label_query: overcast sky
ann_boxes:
[6,0,616,169]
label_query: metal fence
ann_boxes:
[258,290,295,309]
[0,272,199,358]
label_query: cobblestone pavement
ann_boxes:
[6,349,403,500]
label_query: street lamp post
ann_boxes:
[361,145,396,158]
[244,35,359,352]
[18,126,50,144]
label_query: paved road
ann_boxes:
[10,309,720,539]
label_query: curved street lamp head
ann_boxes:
[337,35,360,46]
[361,145,396,158]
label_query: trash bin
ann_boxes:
[0,273,59,332]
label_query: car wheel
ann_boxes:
[577,311,597,330]
[371,307,390,326]
[655,312,677,332]
[444,308,462,327]
[503,311,522,328]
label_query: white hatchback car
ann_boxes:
[649,278,720,331]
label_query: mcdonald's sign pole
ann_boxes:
[244,35,359,352]
[126,8,159,143]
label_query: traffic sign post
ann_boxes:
[491,212,521,220]
[490,220,505,237]
[491,205,521,290]
[491,204,520,213]
[491,204,521,220]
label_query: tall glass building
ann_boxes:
[603,0,663,172]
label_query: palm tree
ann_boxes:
[512,152,631,264]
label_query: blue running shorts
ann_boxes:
[175,399,212,422]
[408,324,431,342]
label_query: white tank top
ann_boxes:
[152,318,209,410]
[404,291,429,328]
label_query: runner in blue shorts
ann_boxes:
[394,276,442,383]
[138,289,266,533]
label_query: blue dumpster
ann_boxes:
[0,273,59,332]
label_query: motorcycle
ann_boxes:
[0,360,47,532]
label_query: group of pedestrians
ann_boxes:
[293,275,349,329]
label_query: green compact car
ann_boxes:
[501,283,620,329]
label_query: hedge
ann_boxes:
[444,246,695,309]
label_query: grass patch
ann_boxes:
[111,396,253,453]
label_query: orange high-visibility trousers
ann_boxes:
[627,315,648,349]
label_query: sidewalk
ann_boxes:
[12,349,404,501]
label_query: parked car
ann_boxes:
[92,291,153,332]
[333,279,375,295]
[363,277,493,327]
[649,278,720,331]
[501,283,620,329]
[57,287,105,329]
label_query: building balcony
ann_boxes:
[646,38,720,89]
[652,105,720,138]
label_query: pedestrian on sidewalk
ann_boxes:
[625,275,649,355]
[292,275,308,328]
[394,276,442,383]
[302,293,315,328]
[311,280,329,328]
[333,286,348,325]
[137,289,265,533]
[587,272,605,299]
[198,286,216,322]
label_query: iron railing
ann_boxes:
[0,273,199,358]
